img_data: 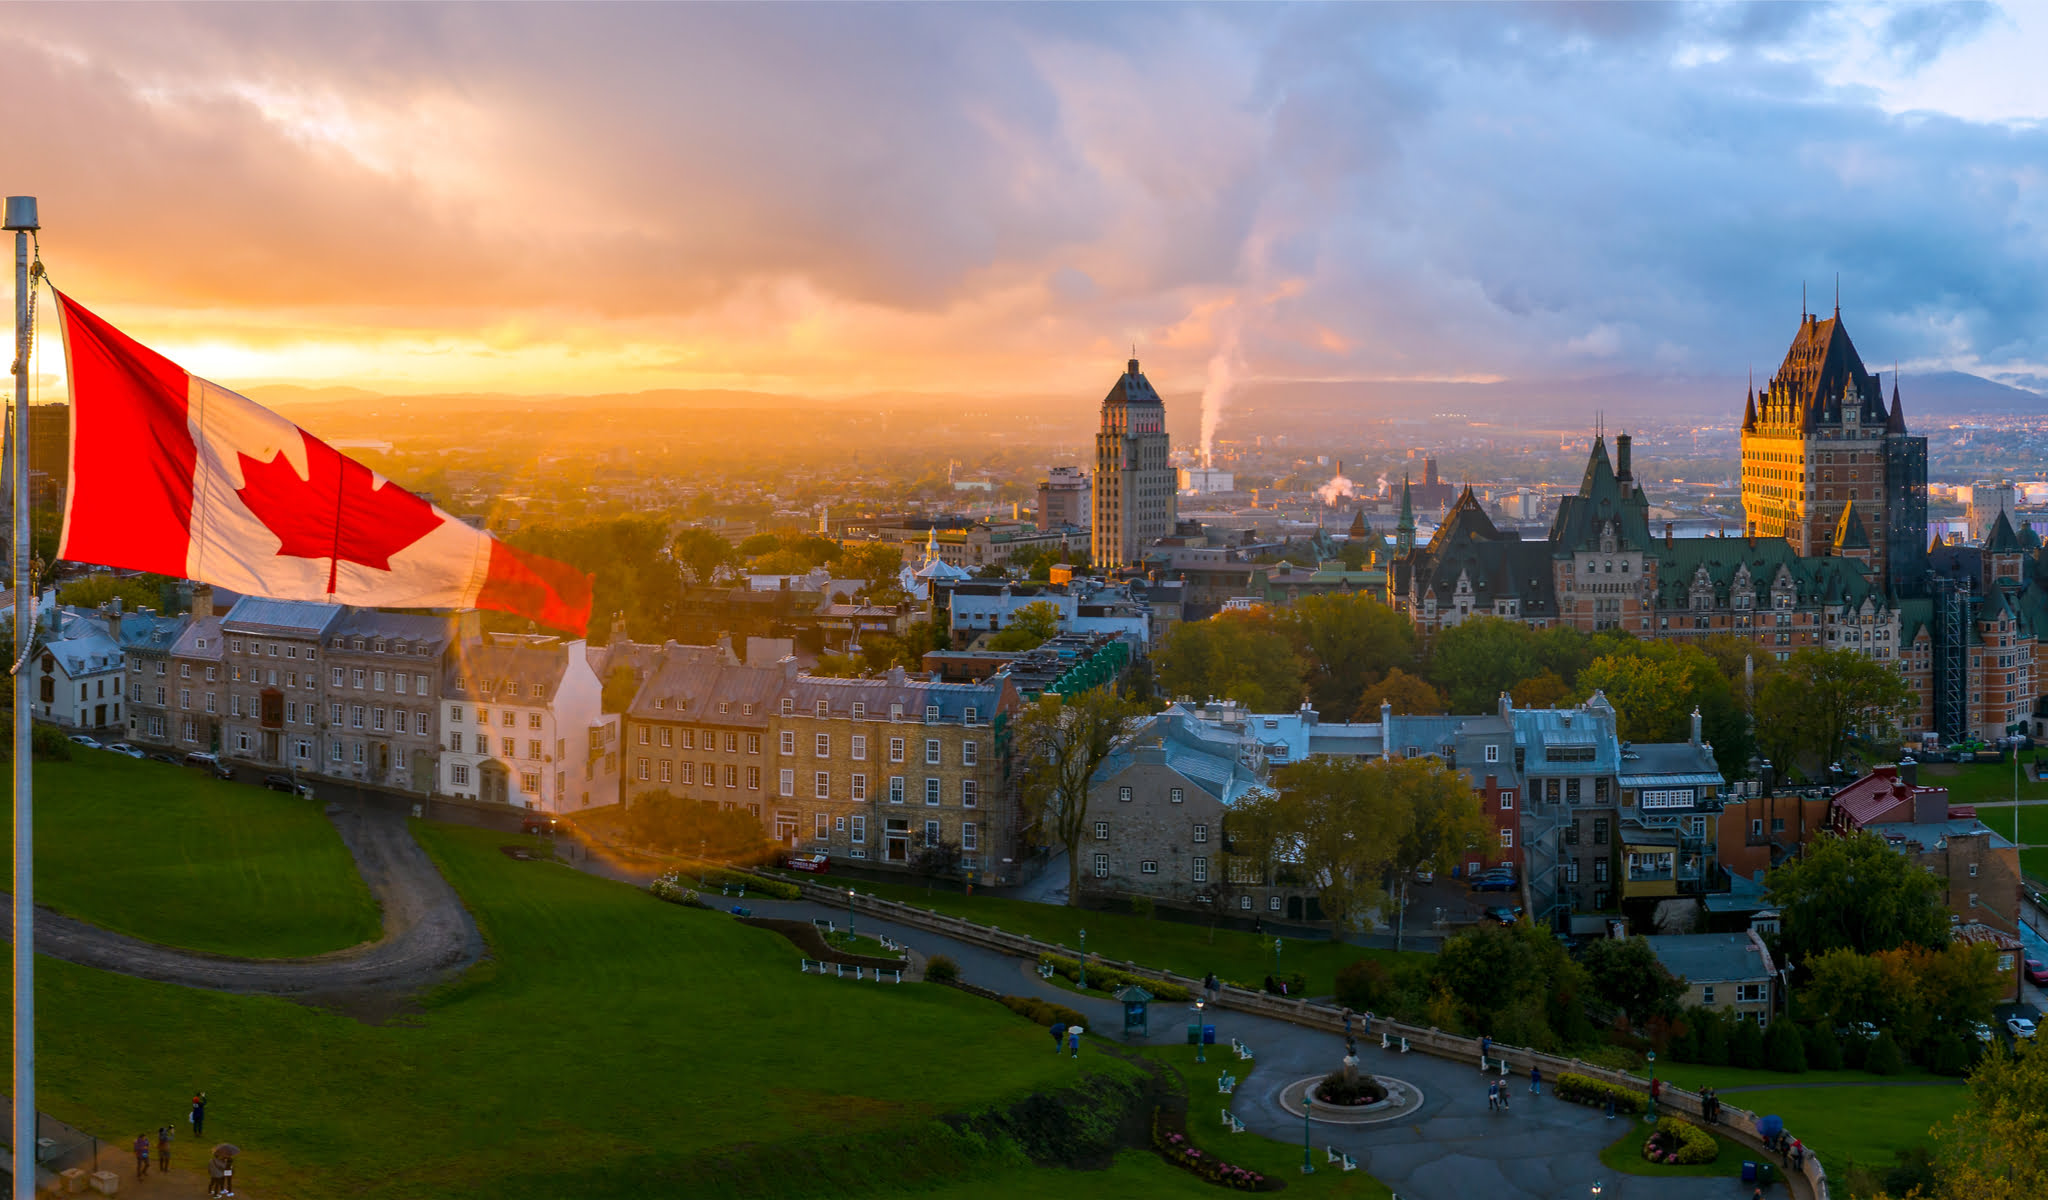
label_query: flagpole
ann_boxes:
[6,194,37,1200]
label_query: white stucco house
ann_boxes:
[438,631,619,812]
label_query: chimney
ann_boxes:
[458,609,483,643]
[1300,701,1318,727]
[1689,706,1702,747]
[1499,691,1513,721]
[1379,701,1393,759]
[190,585,214,620]
[1615,434,1632,493]
[1665,522,1674,549]
[608,611,628,648]
[1898,758,1919,787]
[716,632,736,665]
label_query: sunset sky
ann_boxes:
[9,2,2048,404]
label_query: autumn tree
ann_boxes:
[601,664,641,713]
[1276,591,1418,717]
[842,543,906,600]
[672,528,738,587]
[58,573,180,615]
[1426,617,1542,712]
[1922,1037,2048,1199]
[1753,646,1913,774]
[1354,667,1444,718]
[511,517,683,639]
[988,600,1062,652]
[1153,608,1304,710]
[628,791,771,862]
[1767,831,1950,964]
[1013,686,1147,906]
[1575,640,1751,778]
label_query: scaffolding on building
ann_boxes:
[1934,574,1970,742]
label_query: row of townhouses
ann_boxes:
[1082,694,1726,933]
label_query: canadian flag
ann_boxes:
[52,291,592,632]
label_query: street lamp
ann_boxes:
[1591,1182,1603,1199]
[846,886,856,941]
[1079,927,1087,990]
[1301,1094,1315,1175]
[1195,998,1206,1063]
[1642,1051,1657,1124]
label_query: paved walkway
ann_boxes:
[737,893,1783,1200]
[0,804,481,997]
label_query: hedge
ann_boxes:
[1000,994,1090,1032]
[696,868,801,900]
[1644,1117,1718,1165]
[1037,953,1193,1002]
[1554,1072,1646,1114]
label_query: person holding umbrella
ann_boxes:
[132,1133,150,1180]
[211,1144,240,1198]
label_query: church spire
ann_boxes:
[1395,473,1416,554]
[1887,371,1906,434]
[1743,367,1758,433]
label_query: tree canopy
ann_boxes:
[1275,592,1418,718]
[1578,935,1684,1027]
[988,600,1062,652]
[1766,831,1951,964]
[1752,647,1913,776]
[1013,686,1147,906]
[1153,608,1305,710]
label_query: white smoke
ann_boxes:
[1376,473,1391,498]
[1199,321,1240,468]
[1316,473,1356,506]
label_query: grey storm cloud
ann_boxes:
[8,1,2046,387]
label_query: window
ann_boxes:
[923,819,940,846]
[814,771,830,800]
[724,765,738,788]
[350,705,365,729]
[521,771,541,793]
[925,738,941,765]
[850,815,865,844]
[1702,985,1715,1005]
[1594,859,1609,883]
[961,780,977,807]
[1118,786,1133,804]
[1499,828,1514,848]
[1269,896,1282,912]
[964,706,978,725]
[746,733,760,755]
[394,672,408,695]
[1484,744,1499,763]
[452,764,470,786]
[1192,857,1208,883]
[781,698,794,716]
[351,668,366,688]
[1969,863,1979,878]
[502,710,515,727]
[962,740,978,767]
[724,732,738,754]
[815,699,830,718]
[637,758,650,781]
[449,732,464,753]
[746,766,760,790]
[1640,789,1692,810]
[1736,984,1766,1003]
[815,733,831,758]
[1193,823,1208,843]
[962,822,977,852]
[682,730,696,750]
[887,737,906,763]
[529,712,542,730]
[678,762,695,785]
[925,777,941,806]
[1140,860,1159,875]
[355,742,368,765]
[780,731,796,755]
[1093,854,1109,878]
[1500,792,1515,810]
[451,705,464,723]
[1170,787,1184,804]
[852,702,865,720]
[179,688,191,710]
[925,705,940,723]
[815,812,830,840]
[1093,820,1110,841]
[372,708,387,732]
[525,739,540,759]
[889,776,905,804]
[779,769,795,797]
[1564,860,1579,883]
[851,773,867,801]
[890,704,903,722]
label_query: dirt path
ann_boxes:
[0,804,482,998]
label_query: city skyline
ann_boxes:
[6,2,2048,409]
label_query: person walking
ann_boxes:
[190,1092,207,1139]
[1487,1081,1499,1112]
[133,1134,150,1180]
[1067,1027,1080,1058]
[1050,1022,1065,1053]
[157,1126,172,1173]
[207,1151,227,1198]
[1343,1010,1353,1041]
[1530,1065,1542,1096]
[1204,972,1220,1006]
[1480,1034,1492,1067]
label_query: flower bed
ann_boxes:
[1314,1068,1388,1107]
[1642,1117,1717,1166]
[1554,1072,1647,1115]
[1151,1110,1281,1191]
[1037,953,1193,1002]
[648,873,708,907]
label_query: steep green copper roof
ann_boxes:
[1834,501,1871,551]
[1652,535,1880,611]
[1985,508,2023,554]
[1549,435,1654,554]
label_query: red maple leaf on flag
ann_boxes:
[236,431,444,588]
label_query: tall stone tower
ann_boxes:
[1740,305,1927,595]
[1092,357,1175,569]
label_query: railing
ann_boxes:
[754,869,1829,1200]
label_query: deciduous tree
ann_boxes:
[988,600,1062,652]
[1753,647,1913,774]
[1354,668,1444,718]
[1154,609,1305,711]
[1013,686,1146,907]
[1767,831,1950,963]
[1277,592,1418,717]
[1579,935,1685,1027]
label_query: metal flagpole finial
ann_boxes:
[2,197,36,232]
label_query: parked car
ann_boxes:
[2008,1016,2037,1041]
[2024,959,2048,987]
[1481,905,1522,925]
[1836,1021,1880,1042]
[1413,869,1435,884]
[104,742,145,759]
[1970,1021,1996,1045]
[1470,875,1519,893]
[520,815,559,836]
[786,851,830,874]
[67,735,102,749]
[183,751,234,780]
[146,752,179,765]
[262,774,314,799]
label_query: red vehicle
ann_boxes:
[2025,958,2048,987]
[786,852,831,874]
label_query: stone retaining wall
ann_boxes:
[767,872,1830,1200]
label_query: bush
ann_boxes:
[1695,1009,1729,1066]
[1803,1022,1845,1071]
[1645,1117,1718,1165]
[1865,1029,1905,1075]
[30,725,72,761]
[648,873,707,908]
[1729,1017,1765,1069]
[1262,972,1308,997]
[1314,1068,1388,1107]
[1763,1017,1807,1073]
[1924,1034,1973,1077]
[999,994,1088,1032]
[1553,1072,1646,1114]
[924,954,959,983]
[1130,896,1155,920]
[1034,954,1192,1002]
[1334,959,1394,1012]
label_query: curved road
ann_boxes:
[1,805,482,997]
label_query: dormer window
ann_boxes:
[816,700,829,718]
[654,698,666,710]
[781,698,794,716]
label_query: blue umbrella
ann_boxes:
[1756,1114,1783,1140]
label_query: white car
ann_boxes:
[103,743,145,759]
[66,735,101,749]
[2007,1017,2037,1041]
[1971,1021,1996,1045]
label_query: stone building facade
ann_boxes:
[323,610,454,793]
[218,597,342,769]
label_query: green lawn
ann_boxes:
[31,753,380,956]
[1727,1085,1966,1174]
[27,824,1153,1200]
[1916,760,2048,811]
[788,871,1423,995]
[2023,847,2048,884]
[1598,1124,1747,1178]
[1653,1064,1938,1091]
